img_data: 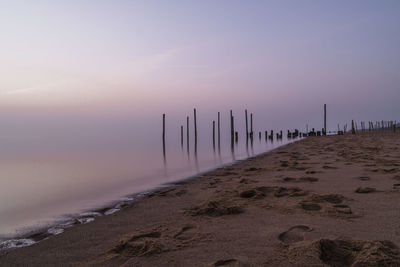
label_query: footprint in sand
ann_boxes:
[393,184,400,190]
[319,238,400,266]
[322,165,338,170]
[333,204,352,214]
[188,201,244,217]
[355,187,377,193]
[173,225,196,240]
[301,202,322,211]
[212,259,241,266]
[282,177,319,183]
[110,231,163,257]
[358,176,370,181]
[278,225,313,244]
[393,175,400,181]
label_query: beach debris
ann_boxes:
[355,187,377,194]
[278,225,312,244]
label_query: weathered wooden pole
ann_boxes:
[212,120,215,150]
[231,112,234,146]
[162,114,165,141]
[181,125,183,147]
[235,131,238,143]
[324,104,327,135]
[186,116,189,151]
[351,120,355,134]
[230,110,234,145]
[162,114,166,158]
[217,112,221,148]
[245,109,249,140]
[194,108,197,142]
[250,113,253,139]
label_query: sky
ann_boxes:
[0,0,399,132]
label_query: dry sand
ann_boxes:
[1,131,400,266]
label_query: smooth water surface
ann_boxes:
[0,113,299,240]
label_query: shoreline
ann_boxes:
[2,131,400,266]
[0,138,302,251]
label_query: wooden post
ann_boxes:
[162,114,165,142]
[162,114,166,158]
[230,110,234,145]
[230,111,234,146]
[180,125,183,147]
[194,108,197,142]
[212,120,215,150]
[351,120,355,134]
[245,109,248,140]
[324,104,327,135]
[186,116,189,151]
[250,113,253,139]
[217,112,221,148]
[235,131,238,143]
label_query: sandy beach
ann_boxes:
[1,131,400,266]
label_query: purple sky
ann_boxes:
[0,0,399,131]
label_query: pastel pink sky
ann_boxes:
[1,1,399,130]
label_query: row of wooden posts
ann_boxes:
[348,120,397,135]
[162,107,320,157]
[162,105,397,157]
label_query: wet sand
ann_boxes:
[1,131,400,266]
